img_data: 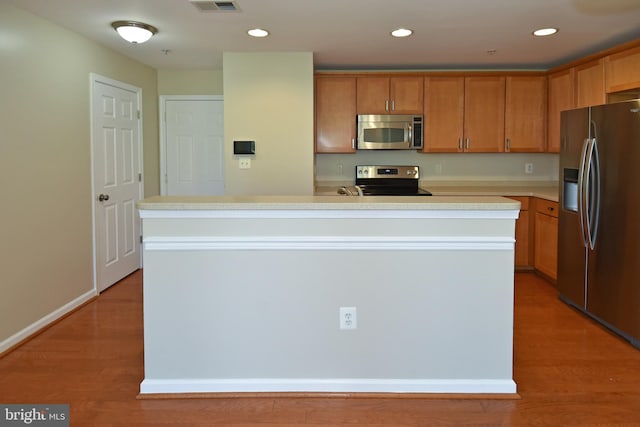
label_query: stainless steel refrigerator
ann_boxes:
[558,99,640,349]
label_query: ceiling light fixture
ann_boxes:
[247,28,269,38]
[533,27,558,37]
[111,21,158,44]
[391,28,413,38]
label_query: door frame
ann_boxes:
[159,95,224,195]
[89,73,144,292]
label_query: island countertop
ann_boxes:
[136,195,521,211]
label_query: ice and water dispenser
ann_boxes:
[563,168,579,212]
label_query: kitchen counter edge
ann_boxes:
[136,195,520,211]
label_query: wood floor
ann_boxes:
[1,271,640,426]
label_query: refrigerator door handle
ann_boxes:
[587,138,601,250]
[577,138,591,248]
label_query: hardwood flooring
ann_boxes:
[1,271,640,426]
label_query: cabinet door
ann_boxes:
[423,77,465,152]
[534,199,559,281]
[505,76,546,152]
[390,77,423,114]
[605,45,640,93]
[356,76,389,114]
[574,59,605,108]
[463,76,506,152]
[315,77,357,153]
[547,69,575,153]
[509,196,531,268]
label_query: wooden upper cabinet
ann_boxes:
[423,76,465,152]
[356,76,423,114]
[389,77,424,114]
[505,76,546,152]
[463,76,506,152]
[315,76,357,153]
[605,45,640,93]
[547,69,575,153]
[574,59,605,108]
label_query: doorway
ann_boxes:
[159,96,225,195]
[90,74,143,293]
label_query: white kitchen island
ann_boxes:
[136,195,520,396]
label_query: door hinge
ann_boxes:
[138,173,142,182]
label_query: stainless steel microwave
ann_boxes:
[356,114,423,150]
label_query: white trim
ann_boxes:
[139,378,517,395]
[0,289,96,354]
[159,95,224,196]
[143,235,515,251]
[138,208,520,220]
[89,73,144,292]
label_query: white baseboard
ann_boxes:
[139,378,517,395]
[0,289,97,354]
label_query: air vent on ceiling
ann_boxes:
[190,1,240,12]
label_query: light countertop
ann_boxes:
[315,180,559,201]
[137,195,520,211]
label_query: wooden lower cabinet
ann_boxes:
[534,198,558,281]
[508,197,532,268]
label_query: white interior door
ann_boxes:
[163,97,224,195]
[91,75,142,292]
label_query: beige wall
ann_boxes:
[0,3,159,349]
[223,52,314,195]
[157,69,223,95]
[316,152,559,183]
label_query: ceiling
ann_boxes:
[9,0,640,70]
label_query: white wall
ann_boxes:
[223,52,314,195]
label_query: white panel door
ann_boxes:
[92,77,142,292]
[165,99,224,195]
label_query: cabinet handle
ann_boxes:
[465,138,470,151]
[506,138,511,151]
[351,138,355,150]
[458,138,463,151]
[391,100,395,111]
[548,206,554,212]
[385,100,389,111]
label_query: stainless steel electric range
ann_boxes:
[338,165,432,196]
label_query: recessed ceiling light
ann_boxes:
[533,28,558,37]
[391,28,413,38]
[247,28,269,38]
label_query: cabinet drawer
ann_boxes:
[536,198,558,217]
[507,196,529,210]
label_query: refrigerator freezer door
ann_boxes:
[558,108,590,309]
[586,100,640,343]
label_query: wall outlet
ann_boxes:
[525,163,533,174]
[339,307,357,330]
[239,158,251,169]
